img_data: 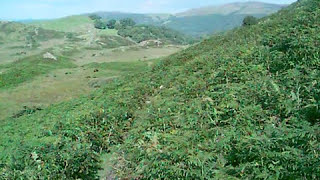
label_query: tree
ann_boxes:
[89,14,102,21]
[120,18,136,27]
[107,19,117,29]
[94,19,106,29]
[114,21,123,30]
[242,16,258,26]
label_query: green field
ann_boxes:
[0,45,182,120]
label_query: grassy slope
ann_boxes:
[0,42,181,120]
[0,55,76,90]
[29,16,92,32]
[0,21,67,65]
[1,0,319,179]
[0,21,65,43]
[0,17,182,121]
[29,15,118,35]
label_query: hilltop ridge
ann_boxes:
[89,1,286,37]
[176,1,286,17]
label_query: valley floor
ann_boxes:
[0,44,184,120]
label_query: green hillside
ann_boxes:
[166,2,285,37]
[117,24,194,44]
[94,2,285,37]
[176,1,286,17]
[29,15,118,35]
[0,18,184,121]
[24,2,284,38]
[1,0,320,179]
[27,15,192,45]
[29,16,91,32]
[165,13,266,37]
[92,12,171,25]
[0,21,67,64]
[0,21,64,44]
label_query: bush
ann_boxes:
[94,19,106,29]
[242,16,258,26]
[107,19,117,29]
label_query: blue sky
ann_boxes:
[0,0,297,20]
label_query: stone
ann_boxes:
[43,52,57,61]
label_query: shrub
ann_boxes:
[242,16,258,26]
[107,19,117,29]
[94,19,106,29]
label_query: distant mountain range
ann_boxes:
[92,2,287,37]
[176,1,286,17]
[19,1,287,37]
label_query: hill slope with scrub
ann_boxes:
[94,2,285,37]
[1,0,319,179]
[28,15,193,45]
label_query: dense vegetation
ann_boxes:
[94,19,107,29]
[95,35,134,48]
[91,16,194,45]
[117,24,193,44]
[1,0,319,179]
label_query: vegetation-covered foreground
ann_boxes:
[1,0,320,179]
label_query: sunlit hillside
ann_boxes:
[0,0,319,179]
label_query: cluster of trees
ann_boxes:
[89,14,105,29]
[117,24,193,44]
[90,14,136,30]
[90,14,192,44]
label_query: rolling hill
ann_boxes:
[92,2,286,37]
[27,15,194,45]
[92,12,171,25]
[28,15,118,35]
[0,21,67,64]
[0,21,64,44]
[176,1,286,17]
[23,2,286,38]
[1,0,319,179]
[166,1,286,36]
